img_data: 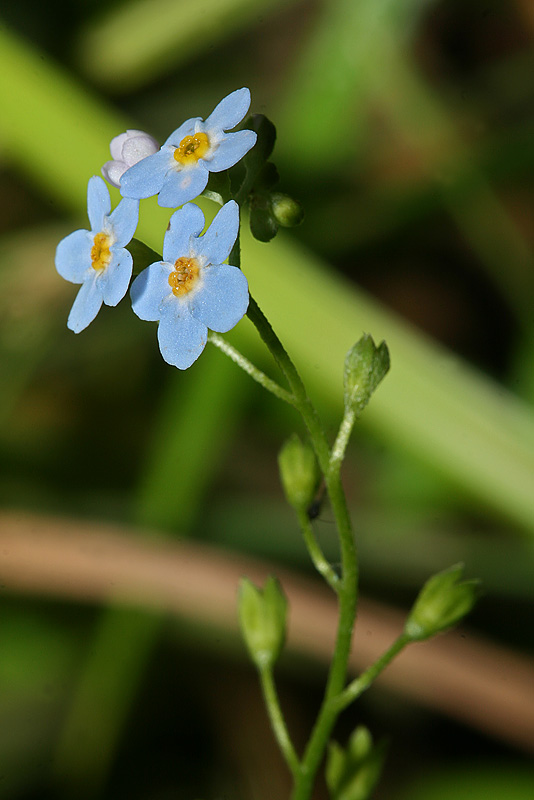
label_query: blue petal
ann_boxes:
[101,248,133,306]
[204,88,251,132]
[87,176,111,231]
[190,264,249,332]
[131,262,173,321]
[67,275,104,333]
[157,304,207,369]
[157,164,209,208]
[197,201,239,266]
[108,197,139,246]
[55,229,93,283]
[208,130,257,172]
[163,203,205,262]
[164,118,201,147]
[120,149,173,200]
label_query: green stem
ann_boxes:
[259,665,301,778]
[296,507,340,593]
[230,209,358,796]
[330,405,357,472]
[245,294,359,800]
[208,332,296,407]
[333,633,411,713]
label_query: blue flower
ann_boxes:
[131,200,248,369]
[55,176,139,332]
[120,88,257,208]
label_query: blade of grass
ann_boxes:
[234,229,534,535]
[53,348,251,792]
[275,0,437,171]
[76,0,297,91]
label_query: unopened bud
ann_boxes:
[326,726,387,800]
[278,434,320,511]
[102,129,159,188]
[270,193,304,228]
[405,563,480,641]
[238,576,287,669]
[344,334,390,415]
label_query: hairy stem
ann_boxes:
[208,332,296,406]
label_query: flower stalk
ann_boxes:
[53,85,475,800]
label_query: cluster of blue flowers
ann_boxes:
[55,88,257,369]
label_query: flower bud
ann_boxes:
[278,434,320,512]
[238,576,287,669]
[270,193,304,228]
[326,726,387,800]
[102,130,159,188]
[405,563,480,641]
[343,334,390,415]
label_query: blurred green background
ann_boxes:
[1,0,534,798]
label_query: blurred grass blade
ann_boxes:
[236,229,534,535]
[277,0,534,329]
[54,348,251,791]
[276,0,436,171]
[0,26,126,214]
[76,0,297,91]
[0,226,69,422]
[135,346,251,531]
[369,47,534,329]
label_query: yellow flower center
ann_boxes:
[173,132,210,166]
[91,232,112,271]
[168,256,200,297]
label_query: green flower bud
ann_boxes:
[343,334,390,415]
[278,434,320,511]
[326,726,387,800]
[238,576,288,669]
[270,192,304,228]
[405,563,480,641]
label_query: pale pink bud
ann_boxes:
[102,130,159,188]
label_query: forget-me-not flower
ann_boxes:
[131,200,248,369]
[120,88,257,208]
[102,129,160,188]
[55,176,139,333]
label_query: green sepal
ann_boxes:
[244,114,277,169]
[228,114,277,204]
[250,198,279,243]
[238,576,288,670]
[405,563,481,641]
[253,161,279,193]
[126,238,162,276]
[228,159,247,200]
[326,726,387,800]
[248,163,283,242]
[343,334,390,415]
